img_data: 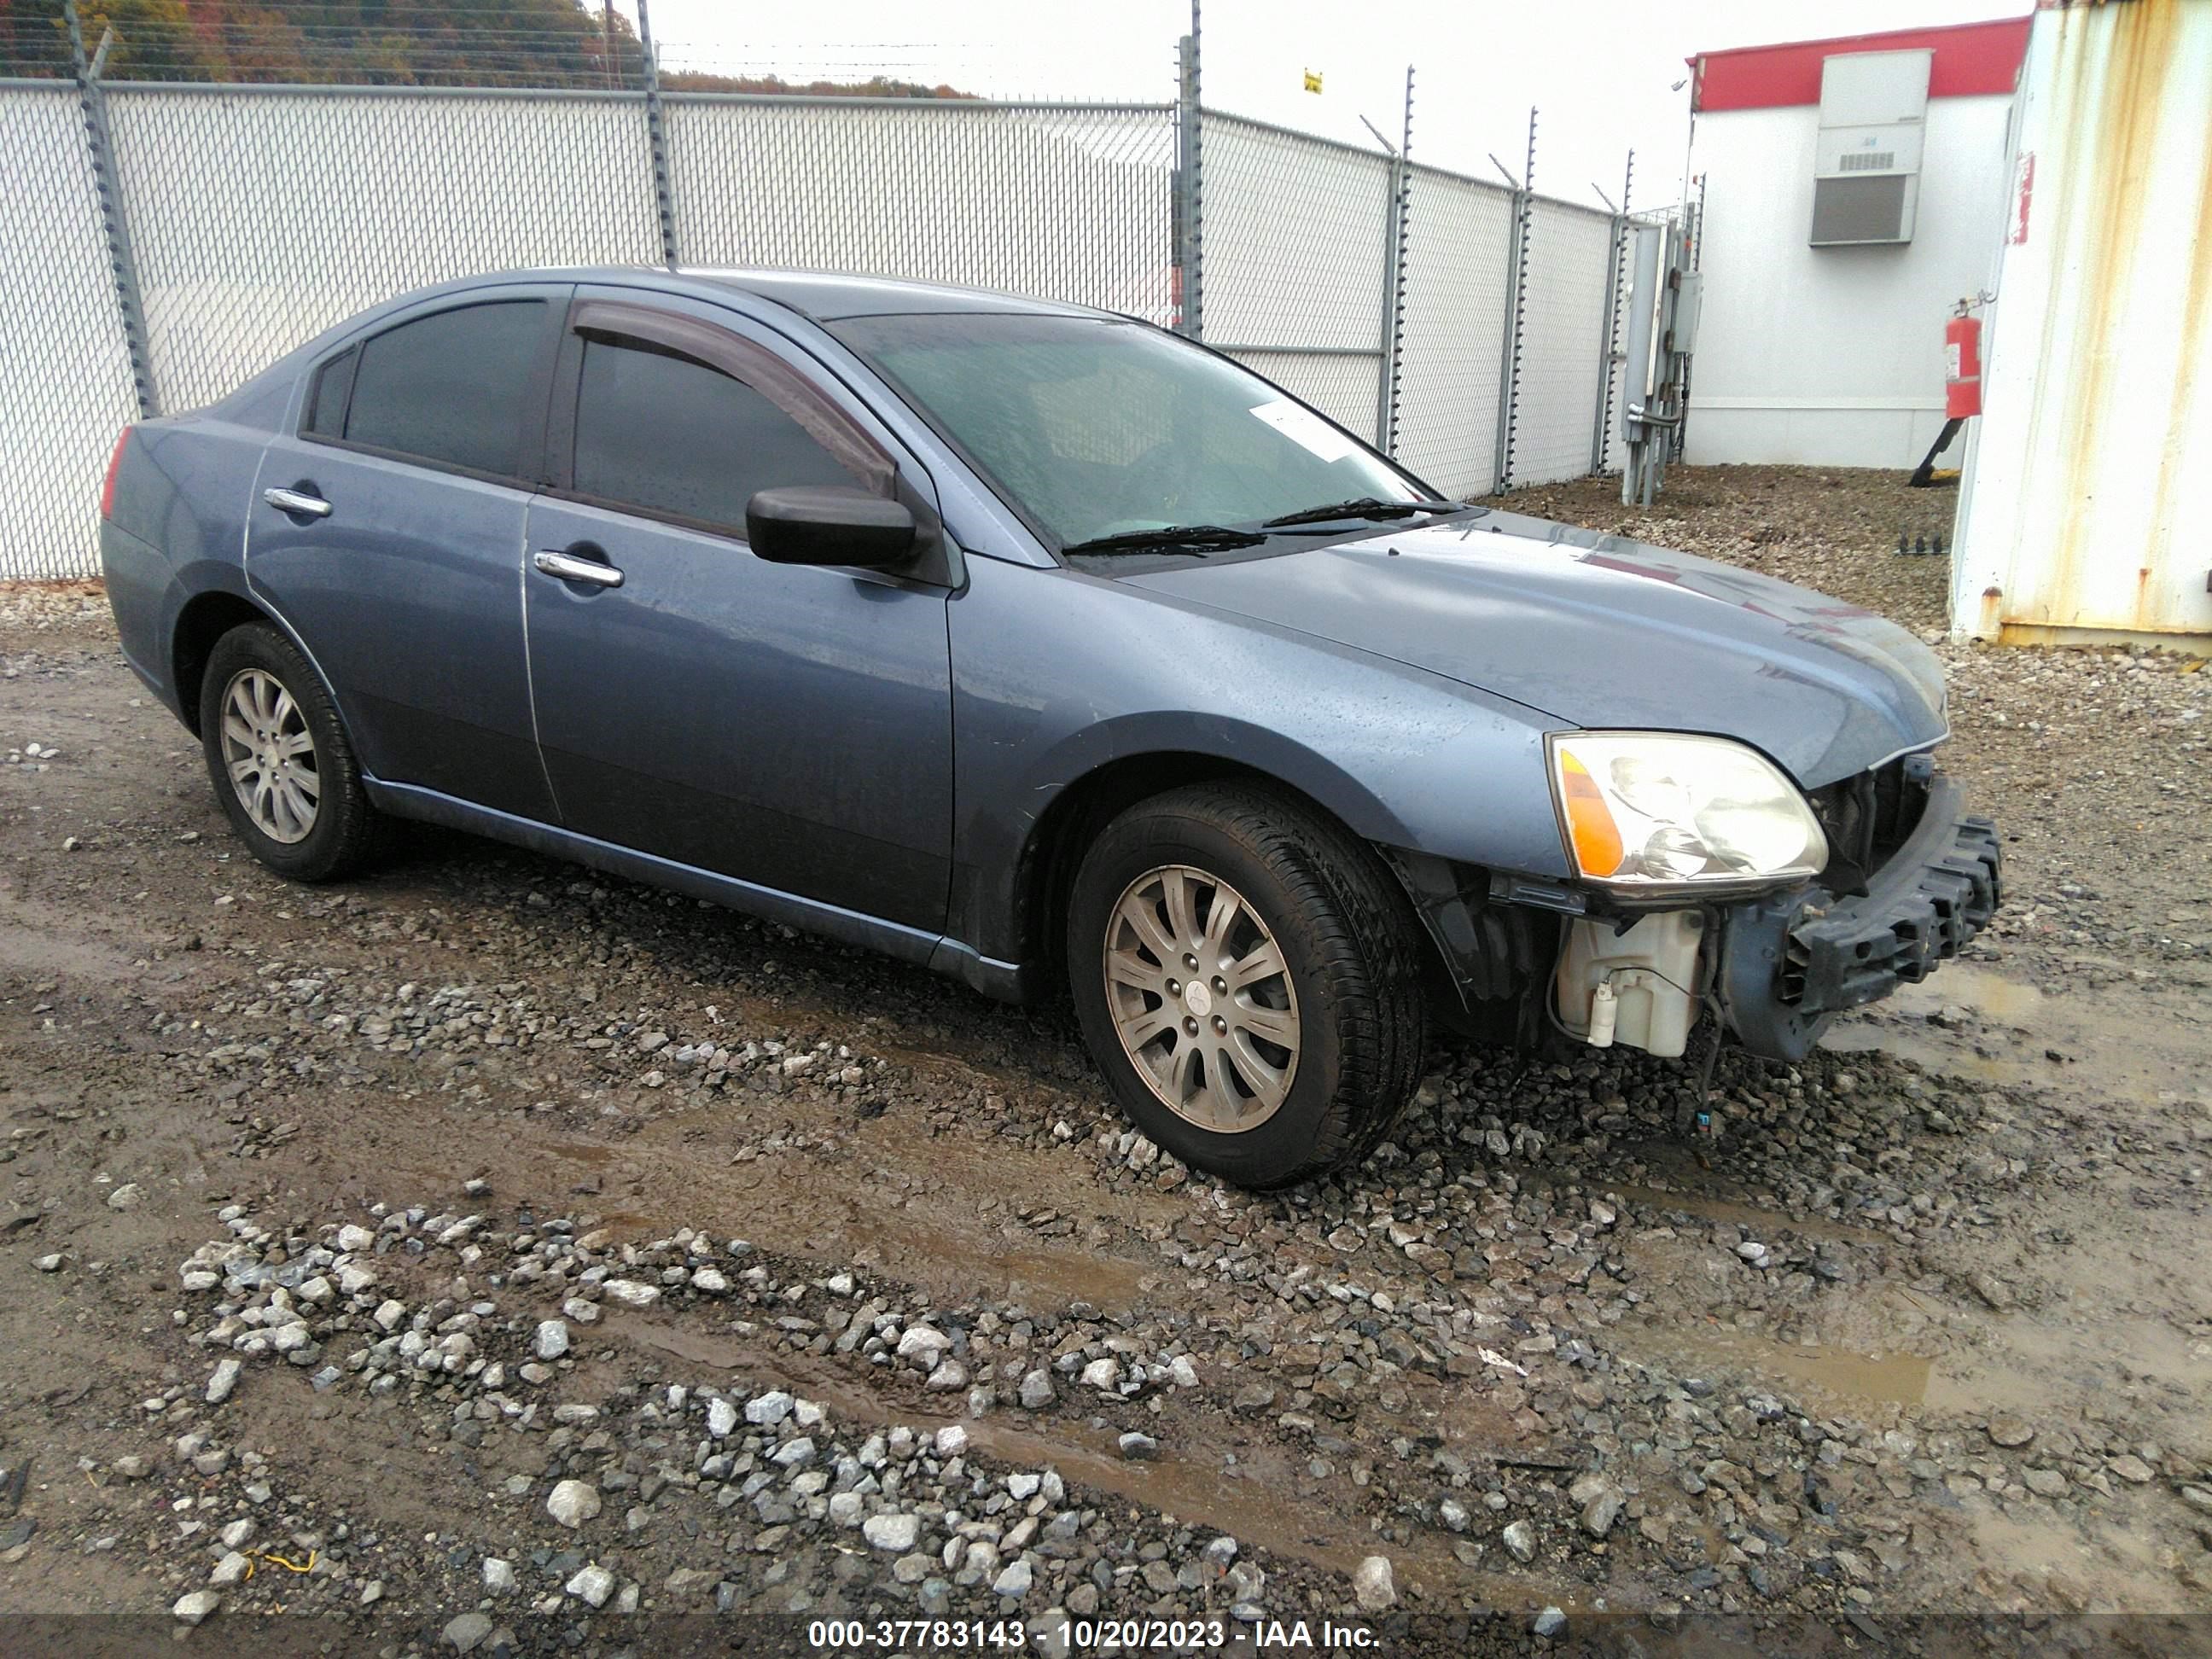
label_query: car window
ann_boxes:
[339,300,546,477]
[304,346,357,439]
[571,335,858,532]
[829,313,1424,548]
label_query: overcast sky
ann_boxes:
[622,0,2027,210]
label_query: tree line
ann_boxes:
[0,1,971,96]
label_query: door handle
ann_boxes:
[262,486,332,518]
[533,548,625,588]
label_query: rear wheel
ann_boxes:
[1066,783,1426,1189]
[198,622,382,882]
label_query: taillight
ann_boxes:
[100,427,132,521]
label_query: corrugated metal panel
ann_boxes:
[1952,0,2212,645]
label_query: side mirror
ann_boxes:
[745,486,916,569]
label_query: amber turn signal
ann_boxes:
[1556,750,1625,879]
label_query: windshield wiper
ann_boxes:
[1261,496,1463,528]
[1060,524,1268,556]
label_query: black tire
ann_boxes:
[1066,782,1427,1189]
[198,620,383,882]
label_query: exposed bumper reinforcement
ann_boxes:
[1720,777,2002,1062]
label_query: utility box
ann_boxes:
[1669,271,1703,355]
[1811,49,1930,246]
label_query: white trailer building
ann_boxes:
[1682,17,2030,469]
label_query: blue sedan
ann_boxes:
[98,268,2000,1187]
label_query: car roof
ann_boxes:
[681,268,1116,323]
[218,265,1135,426]
[434,265,1115,323]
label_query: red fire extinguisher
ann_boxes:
[1945,306,1982,420]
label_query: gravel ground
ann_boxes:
[3,467,2209,1656]
[1506,465,1960,634]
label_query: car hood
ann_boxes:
[1122,510,1949,787]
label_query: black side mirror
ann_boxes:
[745,486,916,568]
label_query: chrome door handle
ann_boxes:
[262,486,332,518]
[533,548,624,588]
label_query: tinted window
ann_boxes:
[572,336,856,531]
[342,300,545,476]
[305,346,356,438]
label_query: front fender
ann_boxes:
[945,558,1574,970]
[1006,708,1423,847]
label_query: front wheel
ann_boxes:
[198,621,383,882]
[1066,783,1427,1189]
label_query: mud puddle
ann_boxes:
[1821,958,2197,1110]
[381,1110,1167,1312]
[1889,963,2047,1026]
[1636,1326,1941,1409]
[1609,1175,1896,1245]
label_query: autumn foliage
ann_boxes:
[0,0,973,95]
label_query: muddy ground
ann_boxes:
[2,464,2209,1656]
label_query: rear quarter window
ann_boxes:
[304,346,356,438]
[334,300,547,477]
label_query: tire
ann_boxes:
[198,620,383,882]
[1066,782,1427,1189]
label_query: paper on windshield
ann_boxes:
[1248,399,1360,463]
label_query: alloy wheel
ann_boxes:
[1103,864,1301,1132]
[218,667,320,844]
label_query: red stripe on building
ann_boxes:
[1691,15,2032,113]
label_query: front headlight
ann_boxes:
[1548,732,1828,887]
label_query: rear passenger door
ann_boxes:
[521,290,955,932]
[247,285,567,823]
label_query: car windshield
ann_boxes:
[828,312,1431,551]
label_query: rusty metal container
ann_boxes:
[1952,0,2212,649]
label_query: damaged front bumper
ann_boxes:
[1547,774,2001,1062]
[1719,776,2002,1060]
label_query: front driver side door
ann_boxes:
[521,292,954,934]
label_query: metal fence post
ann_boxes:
[1373,67,1412,455]
[1590,148,1633,475]
[1173,6,1204,341]
[1491,108,1536,493]
[65,0,155,420]
[1588,214,1624,474]
[636,0,679,267]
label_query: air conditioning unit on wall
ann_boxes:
[1812,49,1930,246]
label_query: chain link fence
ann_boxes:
[1,85,141,578]
[1395,168,1516,499]
[1202,114,1394,445]
[107,86,662,416]
[2,73,1634,580]
[666,97,1177,320]
[1514,199,1619,488]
